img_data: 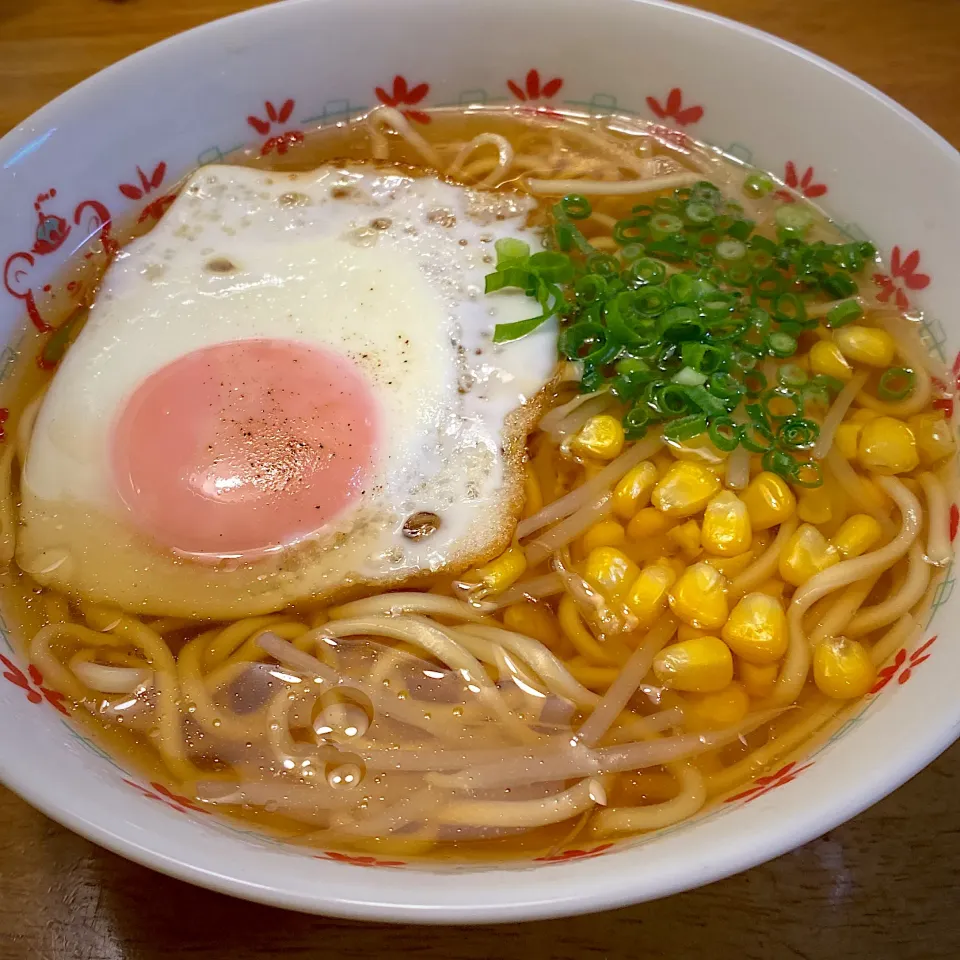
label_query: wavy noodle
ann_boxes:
[920,471,952,566]
[590,763,706,836]
[771,477,920,707]
[845,542,930,638]
[447,133,514,187]
[366,106,440,166]
[729,518,799,599]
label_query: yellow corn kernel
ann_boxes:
[626,506,673,541]
[684,681,750,729]
[623,563,676,626]
[613,462,658,520]
[582,519,626,554]
[677,623,710,643]
[754,577,786,598]
[463,545,527,599]
[739,660,779,698]
[909,411,957,465]
[778,523,840,587]
[721,592,788,664]
[571,414,625,461]
[832,325,896,368]
[522,463,543,519]
[702,491,752,557]
[652,461,721,518]
[652,449,677,475]
[813,636,876,699]
[503,602,560,647]
[703,550,756,578]
[858,416,919,475]
[667,519,702,559]
[668,561,729,629]
[652,635,734,692]
[797,485,834,524]
[831,513,882,559]
[849,407,880,424]
[654,555,686,579]
[583,546,639,600]
[741,471,797,530]
[834,421,862,460]
[809,340,854,381]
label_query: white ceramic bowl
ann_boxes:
[0,0,958,924]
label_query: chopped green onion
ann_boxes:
[620,242,646,263]
[623,406,653,439]
[585,252,620,277]
[667,272,697,304]
[528,251,574,283]
[709,416,740,451]
[575,274,608,303]
[672,365,708,387]
[613,217,649,245]
[772,292,807,325]
[715,238,747,262]
[739,421,775,453]
[684,201,716,226]
[627,257,667,286]
[826,299,863,327]
[664,413,708,441]
[765,331,798,358]
[743,173,774,197]
[743,369,767,396]
[878,367,917,401]
[778,417,820,449]
[494,237,530,265]
[777,364,808,388]
[558,321,616,363]
[649,213,684,237]
[560,194,592,220]
[791,460,824,488]
[774,204,813,233]
[762,387,803,421]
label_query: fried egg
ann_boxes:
[16,163,556,617]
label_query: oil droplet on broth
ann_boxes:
[326,758,365,789]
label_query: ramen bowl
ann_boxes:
[0,0,959,924]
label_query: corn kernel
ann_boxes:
[522,464,543,519]
[813,636,876,698]
[755,577,786,598]
[909,412,956,465]
[858,416,919,475]
[652,461,721,518]
[463,545,527,599]
[850,408,880,424]
[684,681,750,729]
[624,563,676,626]
[809,340,854,381]
[503,602,560,647]
[702,491,752,557]
[834,421,862,460]
[721,592,788,664]
[797,485,834,524]
[627,506,673,541]
[703,550,756,578]
[654,555,686,579]
[667,519,702,559]
[652,635,734,692]
[832,325,896,368]
[779,523,840,587]
[741,471,797,530]
[652,449,676,475]
[739,660,779,698]
[582,519,626,554]
[571,414,625,460]
[677,623,711,643]
[831,514,882,559]
[668,561,729,629]
[583,546,640,600]
[613,461,658,520]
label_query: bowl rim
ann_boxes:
[1,0,960,924]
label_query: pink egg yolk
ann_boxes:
[110,338,379,556]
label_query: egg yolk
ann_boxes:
[110,338,379,556]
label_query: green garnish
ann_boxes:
[485,177,888,487]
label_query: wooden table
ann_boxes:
[2,1,960,956]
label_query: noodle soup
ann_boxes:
[0,106,953,862]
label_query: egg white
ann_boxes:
[17,163,557,617]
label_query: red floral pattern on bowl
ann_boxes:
[724,761,814,804]
[0,656,68,715]
[314,851,406,868]
[375,76,430,124]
